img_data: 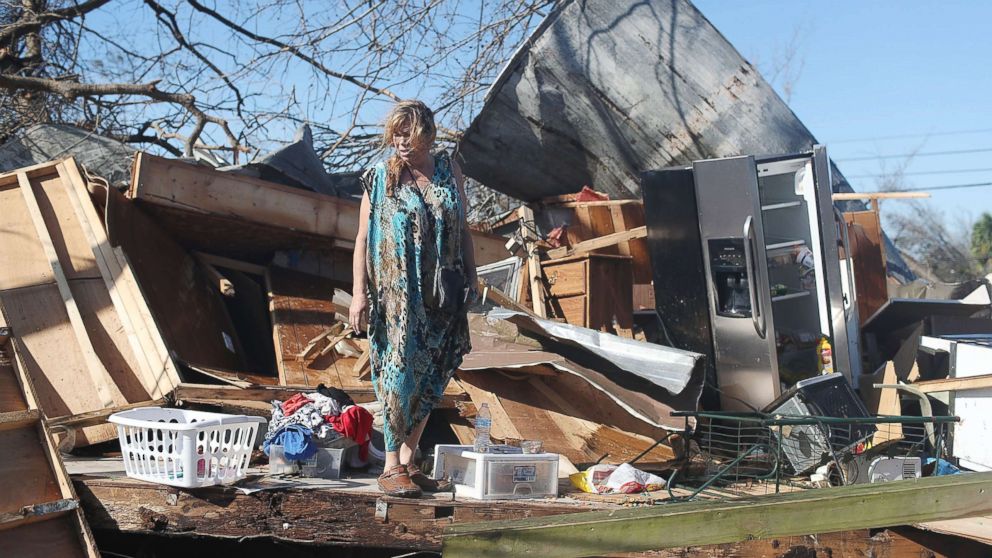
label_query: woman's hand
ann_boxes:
[349,291,369,333]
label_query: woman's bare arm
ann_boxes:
[349,190,372,331]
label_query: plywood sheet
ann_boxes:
[0,514,89,558]
[267,266,350,387]
[0,184,53,290]
[0,424,62,515]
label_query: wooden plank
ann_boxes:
[443,472,992,558]
[128,153,508,266]
[843,210,888,325]
[518,206,547,317]
[57,161,178,400]
[479,282,538,317]
[172,382,466,408]
[16,172,125,409]
[0,515,90,558]
[130,153,359,241]
[915,373,992,394]
[546,226,647,259]
[48,398,167,430]
[0,499,78,527]
[193,251,268,276]
[833,192,931,200]
[0,408,42,431]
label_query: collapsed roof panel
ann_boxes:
[458,0,912,280]
[0,124,134,186]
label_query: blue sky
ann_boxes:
[695,0,992,226]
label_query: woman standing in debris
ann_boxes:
[350,100,476,498]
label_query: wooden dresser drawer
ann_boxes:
[544,259,587,297]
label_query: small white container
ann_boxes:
[109,407,266,488]
[432,444,559,500]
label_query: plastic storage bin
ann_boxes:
[432,444,559,500]
[300,446,354,479]
[109,407,266,488]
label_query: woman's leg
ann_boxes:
[399,413,430,465]
[384,451,401,470]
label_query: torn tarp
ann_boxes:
[465,310,705,430]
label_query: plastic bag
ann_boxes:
[603,463,667,494]
[569,463,666,494]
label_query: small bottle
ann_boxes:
[473,403,492,453]
[817,336,834,375]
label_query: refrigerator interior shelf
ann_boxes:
[771,290,811,303]
[761,200,802,211]
[766,238,806,251]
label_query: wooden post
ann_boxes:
[517,206,547,317]
[443,472,992,558]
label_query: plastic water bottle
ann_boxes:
[473,403,492,453]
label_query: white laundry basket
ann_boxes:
[109,407,266,488]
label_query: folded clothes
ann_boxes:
[263,424,317,461]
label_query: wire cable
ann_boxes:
[847,167,992,179]
[835,147,992,162]
[830,127,992,144]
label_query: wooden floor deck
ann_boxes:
[67,457,991,556]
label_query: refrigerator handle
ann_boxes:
[833,206,857,320]
[743,216,766,339]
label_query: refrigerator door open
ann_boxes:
[694,156,780,410]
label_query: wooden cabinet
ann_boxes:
[542,254,633,335]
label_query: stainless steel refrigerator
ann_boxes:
[641,146,859,411]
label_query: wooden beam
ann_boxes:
[914,373,992,394]
[58,160,178,400]
[192,251,268,276]
[518,206,547,317]
[442,472,992,558]
[546,225,647,259]
[479,281,539,317]
[833,192,930,200]
[48,399,167,430]
[172,382,467,408]
[192,252,236,297]
[544,199,643,208]
[0,499,79,527]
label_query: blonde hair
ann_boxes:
[382,100,437,196]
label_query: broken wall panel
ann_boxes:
[0,162,178,444]
[127,152,510,265]
[104,184,246,374]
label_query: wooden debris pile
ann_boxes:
[0,153,704,482]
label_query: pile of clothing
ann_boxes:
[262,384,376,467]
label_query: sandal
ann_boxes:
[406,463,453,493]
[377,464,422,498]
